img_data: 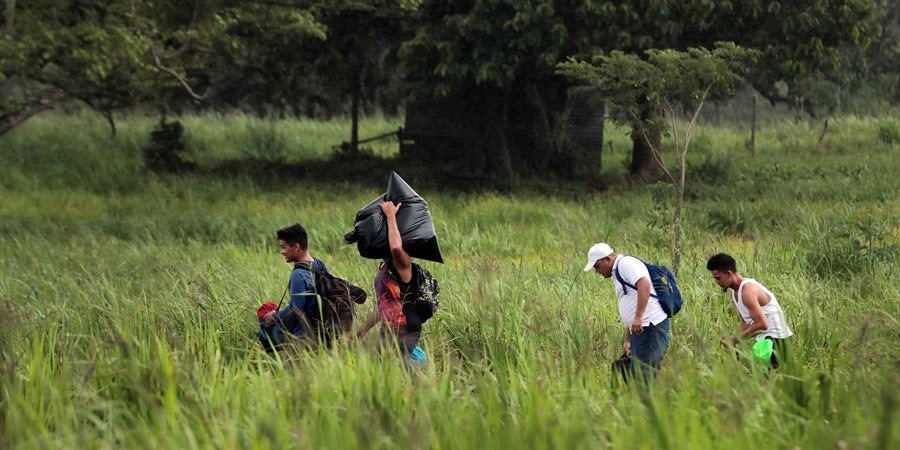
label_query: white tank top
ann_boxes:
[732,279,794,340]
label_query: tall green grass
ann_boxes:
[1,110,898,449]
[0,111,401,193]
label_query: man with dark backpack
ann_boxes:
[259,223,365,351]
[293,259,367,348]
[584,243,674,383]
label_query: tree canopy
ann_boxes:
[558,43,759,133]
[559,43,758,271]
[397,0,880,177]
[1,0,229,134]
[0,0,890,179]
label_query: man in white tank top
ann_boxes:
[706,253,794,370]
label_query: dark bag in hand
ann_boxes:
[611,353,631,389]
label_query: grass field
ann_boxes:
[0,111,898,449]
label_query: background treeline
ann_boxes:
[2,0,899,179]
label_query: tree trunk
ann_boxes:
[478,88,514,181]
[563,87,605,176]
[629,105,662,174]
[507,81,604,178]
[509,82,565,173]
[403,83,593,181]
[102,109,117,136]
[748,93,757,154]
[670,92,707,275]
[672,155,685,276]
[630,123,660,174]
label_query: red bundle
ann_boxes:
[256,302,278,321]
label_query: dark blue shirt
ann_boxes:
[275,258,327,336]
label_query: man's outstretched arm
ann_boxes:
[380,201,412,283]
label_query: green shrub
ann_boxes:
[143,117,196,173]
[804,214,897,278]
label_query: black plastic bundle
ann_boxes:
[344,171,444,263]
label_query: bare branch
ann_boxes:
[665,97,679,161]
[130,0,208,100]
[682,86,711,155]
[149,42,208,100]
[816,119,829,150]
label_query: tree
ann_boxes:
[719,0,879,113]
[581,0,877,173]
[304,0,412,150]
[200,2,327,116]
[839,0,900,109]
[558,43,757,273]
[189,0,411,152]
[398,0,611,181]
[0,0,340,136]
[397,0,878,178]
[0,0,225,136]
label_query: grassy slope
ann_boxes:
[0,111,898,449]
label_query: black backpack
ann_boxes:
[389,262,440,327]
[294,260,368,346]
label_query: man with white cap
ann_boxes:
[584,243,671,382]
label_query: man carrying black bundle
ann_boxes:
[353,201,429,365]
[344,171,444,264]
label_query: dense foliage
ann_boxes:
[2,0,896,178]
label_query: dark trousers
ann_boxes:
[629,318,671,383]
[379,325,421,357]
[767,336,788,370]
[767,337,809,409]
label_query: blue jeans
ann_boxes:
[629,318,671,383]
[258,323,288,353]
[380,326,423,365]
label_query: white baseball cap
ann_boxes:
[583,243,614,272]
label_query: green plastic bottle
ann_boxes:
[752,338,774,361]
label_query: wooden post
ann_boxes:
[817,119,829,151]
[749,93,757,155]
[350,71,361,152]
